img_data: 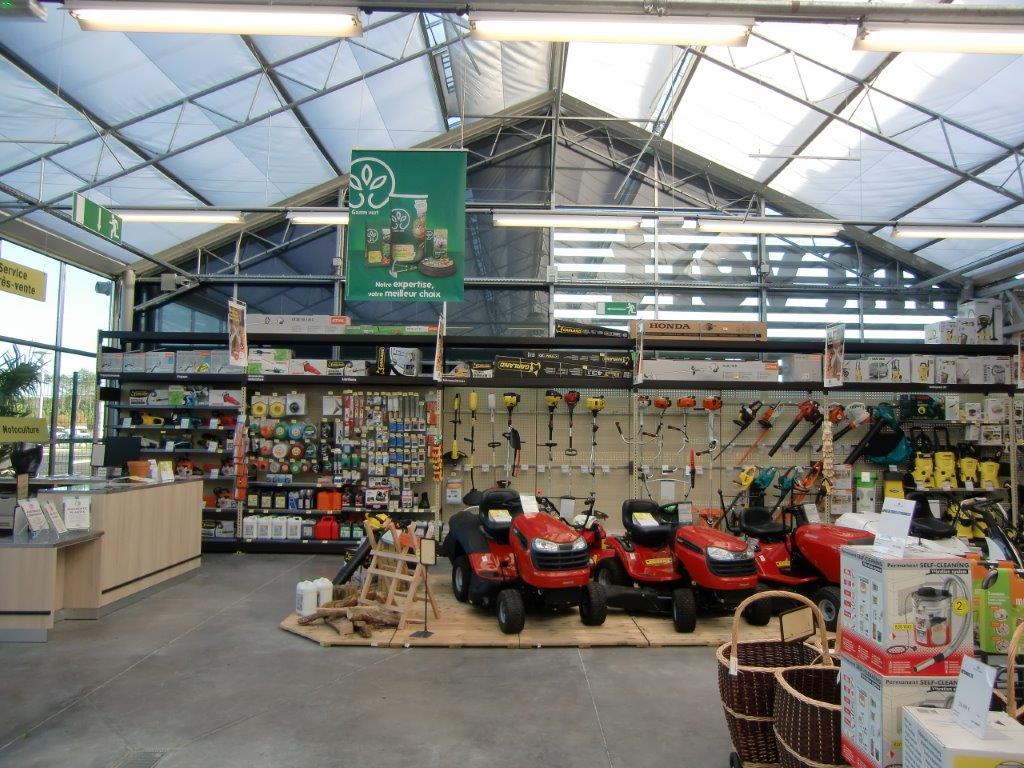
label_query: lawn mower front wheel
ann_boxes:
[579,582,608,626]
[496,589,526,634]
[672,587,697,633]
[451,556,471,603]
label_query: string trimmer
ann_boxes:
[445,392,463,465]
[501,392,522,484]
[486,393,501,485]
[563,390,581,458]
[561,390,581,515]
[540,389,562,463]
[712,399,762,460]
[696,395,723,456]
[666,395,695,458]
[587,395,605,496]
[462,391,482,506]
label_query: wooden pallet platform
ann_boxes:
[280,588,781,648]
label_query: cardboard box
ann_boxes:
[831,491,854,517]
[957,316,979,345]
[99,351,123,374]
[855,471,877,514]
[910,355,934,384]
[840,546,972,677]
[214,520,236,539]
[889,355,911,385]
[834,463,853,490]
[984,395,1009,423]
[210,350,244,374]
[247,314,351,334]
[778,353,822,383]
[123,351,147,373]
[523,349,631,370]
[969,556,1024,654]
[845,358,867,384]
[629,319,767,341]
[209,389,242,408]
[248,348,292,362]
[924,321,958,345]
[865,356,893,383]
[902,706,1024,768]
[145,351,176,373]
[288,358,328,376]
[957,356,983,385]
[935,356,958,386]
[325,360,369,377]
[944,394,960,422]
[175,349,213,374]
[983,356,1012,385]
[958,298,1003,343]
[246,359,289,376]
[840,658,958,768]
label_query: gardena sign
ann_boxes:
[345,149,466,303]
[0,256,46,302]
[0,417,48,443]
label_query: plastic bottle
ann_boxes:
[312,577,333,607]
[295,580,317,617]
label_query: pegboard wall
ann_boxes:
[438,385,1016,531]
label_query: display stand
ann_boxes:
[357,519,438,631]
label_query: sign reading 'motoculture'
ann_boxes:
[345,149,466,303]
[0,417,48,443]
[0,256,46,302]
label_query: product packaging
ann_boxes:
[958,298,1003,344]
[956,356,983,385]
[983,356,1012,386]
[99,351,123,373]
[214,520,235,539]
[840,658,958,768]
[968,554,1024,654]
[944,394,961,421]
[924,321,958,345]
[983,395,1009,423]
[123,351,147,373]
[145,351,176,373]
[865,356,893,383]
[840,546,973,677]
[629,319,767,341]
[889,356,911,384]
[910,355,934,384]
[210,350,245,373]
[935,356,959,386]
[778,353,822,383]
[209,389,242,407]
[844,358,867,383]
[957,316,980,344]
[902,706,1024,768]
[288,359,328,376]
[855,471,877,514]
[325,360,369,377]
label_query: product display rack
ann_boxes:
[95,329,1022,551]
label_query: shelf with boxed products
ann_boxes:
[109,404,240,412]
[101,372,246,383]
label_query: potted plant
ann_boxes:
[0,347,45,477]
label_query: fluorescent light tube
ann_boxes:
[892,224,1024,240]
[855,22,1024,54]
[696,218,841,236]
[287,211,349,226]
[494,213,642,229]
[116,210,243,224]
[69,2,362,36]
[470,12,751,46]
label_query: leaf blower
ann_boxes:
[791,401,824,452]
[844,403,907,465]
[833,402,870,442]
[768,400,818,458]
[737,402,781,465]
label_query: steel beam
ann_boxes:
[0,43,213,207]
[240,36,343,176]
[910,242,1024,289]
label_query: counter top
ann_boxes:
[38,477,205,495]
[0,529,102,549]
[0,475,97,487]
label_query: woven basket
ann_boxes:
[773,666,846,768]
[993,621,1024,724]
[717,590,834,768]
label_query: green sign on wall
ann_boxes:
[599,301,637,316]
[345,149,466,302]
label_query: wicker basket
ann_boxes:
[993,621,1024,724]
[717,590,834,768]
[773,666,846,768]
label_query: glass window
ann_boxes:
[61,265,112,354]
[0,240,61,345]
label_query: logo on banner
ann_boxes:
[349,157,396,211]
[390,208,411,231]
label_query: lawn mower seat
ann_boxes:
[740,506,786,541]
[622,499,676,547]
[908,497,955,540]
[478,489,522,543]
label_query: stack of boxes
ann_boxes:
[839,546,973,768]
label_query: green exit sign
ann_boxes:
[599,301,637,316]
[72,193,122,244]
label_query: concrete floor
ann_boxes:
[0,554,735,768]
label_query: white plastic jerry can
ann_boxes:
[270,516,287,539]
[286,516,302,540]
[295,580,317,617]
[312,577,333,607]
[242,515,257,539]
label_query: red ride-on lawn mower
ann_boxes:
[442,488,608,634]
[582,498,770,632]
[738,504,873,630]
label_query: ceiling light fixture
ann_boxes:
[695,218,842,236]
[854,22,1024,54]
[892,224,1024,240]
[116,210,243,224]
[493,213,642,230]
[287,210,350,226]
[469,12,751,46]
[69,2,362,36]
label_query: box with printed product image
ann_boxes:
[958,298,1003,344]
[901,706,1024,768]
[210,350,244,373]
[145,350,176,373]
[288,359,328,376]
[935,356,958,386]
[840,546,973,677]
[910,355,934,384]
[924,321,958,345]
[123,350,147,373]
[99,351,123,373]
[840,658,958,768]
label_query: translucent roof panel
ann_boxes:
[916,205,1024,276]
[450,40,551,120]
[565,43,684,122]
[668,24,884,181]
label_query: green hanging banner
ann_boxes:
[345,149,466,302]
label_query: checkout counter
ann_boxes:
[0,477,202,642]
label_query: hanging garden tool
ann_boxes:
[462,391,483,506]
[791,400,824,452]
[586,394,605,495]
[501,392,522,483]
[769,467,800,514]
[563,390,580,458]
[734,401,781,465]
[445,392,463,465]
[696,395,723,456]
[833,402,870,442]
[767,399,819,457]
[717,464,759,524]
[486,393,502,485]
[843,403,909,465]
[814,403,847,452]
[666,395,695,457]
[686,448,696,499]
[540,389,562,462]
[711,399,762,460]
[791,461,824,506]
[649,395,672,461]
[615,394,658,445]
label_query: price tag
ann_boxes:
[802,503,821,523]
[121,417,132,428]
[964,480,975,491]
[536,464,546,474]
[519,494,539,515]
[676,501,693,524]
[601,465,610,474]
[952,657,997,739]
[561,465,570,475]
[164,440,175,451]
[874,497,915,557]
[659,480,676,504]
